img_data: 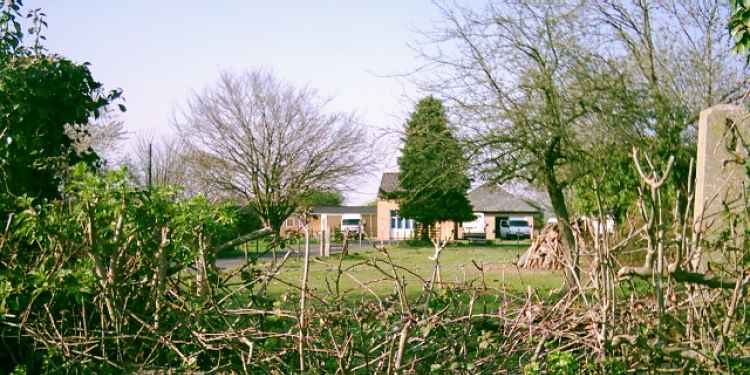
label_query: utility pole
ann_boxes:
[148,142,153,188]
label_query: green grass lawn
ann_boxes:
[253,244,562,301]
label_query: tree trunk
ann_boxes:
[270,226,282,264]
[545,173,579,290]
[341,230,349,256]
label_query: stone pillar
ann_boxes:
[694,105,749,235]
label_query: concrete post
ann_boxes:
[319,230,325,257]
[324,227,331,257]
[694,105,749,235]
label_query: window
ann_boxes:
[342,219,360,225]
[391,210,413,230]
[509,220,529,227]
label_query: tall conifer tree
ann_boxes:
[397,97,474,238]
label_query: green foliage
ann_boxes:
[0,0,123,206]
[396,97,474,226]
[730,0,750,58]
[0,1,747,373]
[570,155,639,222]
[212,203,263,244]
[0,1,25,58]
[524,361,541,375]
[0,165,245,372]
[546,351,578,375]
[1,56,122,201]
[567,67,692,223]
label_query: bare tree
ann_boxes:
[414,0,638,288]
[658,0,747,111]
[174,69,369,237]
[65,110,128,166]
[595,0,746,118]
[126,136,188,188]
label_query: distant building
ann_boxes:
[281,173,547,241]
[463,184,545,240]
[281,205,376,238]
[375,172,545,241]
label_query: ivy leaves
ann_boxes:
[729,0,750,60]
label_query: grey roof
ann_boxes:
[310,206,376,215]
[378,172,401,196]
[468,184,543,213]
[377,172,542,214]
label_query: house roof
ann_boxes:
[378,172,401,196]
[377,172,543,213]
[468,184,543,213]
[310,206,376,215]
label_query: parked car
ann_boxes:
[340,214,363,234]
[499,219,531,239]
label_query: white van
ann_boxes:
[340,213,362,234]
[499,218,531,239]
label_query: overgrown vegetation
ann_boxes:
[3,158,749,373]
[2,0,750,373]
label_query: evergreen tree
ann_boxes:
[396,97,474,237]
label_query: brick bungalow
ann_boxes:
[376,172,545,241]
[463,184,545,240]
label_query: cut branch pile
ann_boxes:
[517,223,589,270]
[517,223,566,270]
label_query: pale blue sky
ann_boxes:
[35,1,481,203]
